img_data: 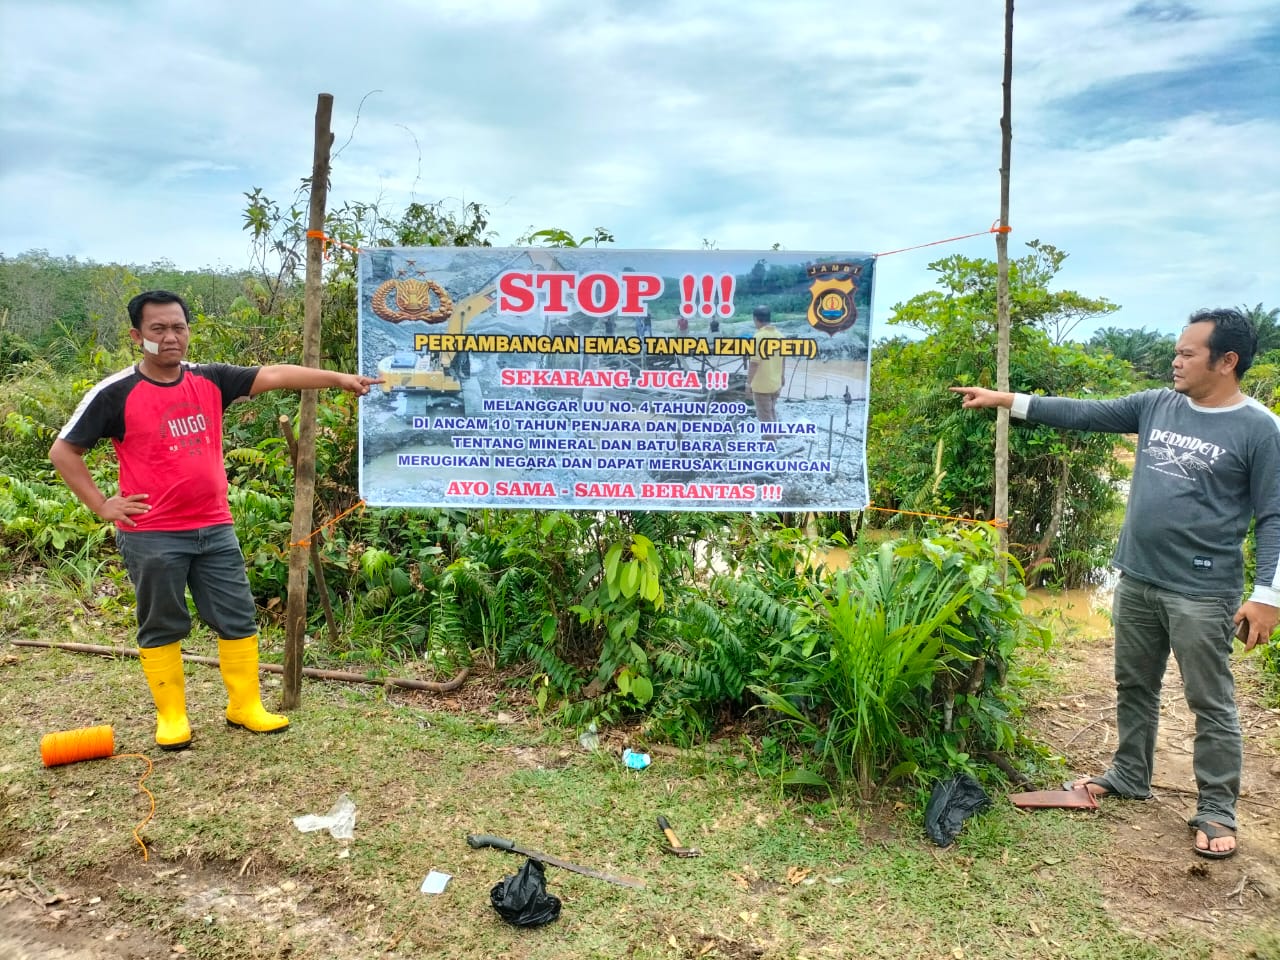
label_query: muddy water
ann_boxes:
[1022,579,1117,640]
[784,360,868,402]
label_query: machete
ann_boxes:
[466,833,646,889]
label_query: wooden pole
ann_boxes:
[278,414,340,647]
[282,93,334,709]
[994,1,1014,569]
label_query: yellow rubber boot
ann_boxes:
[219,636,289,734]
[138,644,193,751]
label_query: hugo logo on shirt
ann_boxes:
[161,403,212,456]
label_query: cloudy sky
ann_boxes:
[1,0,1277,341]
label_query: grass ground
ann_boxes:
[2,601,1278,959]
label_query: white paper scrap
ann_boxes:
[420,870,452,894]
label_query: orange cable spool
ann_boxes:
[40,724,115,766]
[39,725,155,861]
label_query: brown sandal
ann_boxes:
[1192,821,1237,860]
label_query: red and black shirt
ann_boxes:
[58,362,260,531]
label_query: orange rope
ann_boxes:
[112,753,155,862]
[304,230,363,260]
[291,499,367,548]
[863,505,1008,529]
[306,227,1014,261]
[874,221,1011,258]
[303,226,1012,262]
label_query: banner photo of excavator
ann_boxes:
[358,247,875,511]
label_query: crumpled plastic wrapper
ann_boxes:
[293,793,357,840]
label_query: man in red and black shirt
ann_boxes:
[51,290,381,751]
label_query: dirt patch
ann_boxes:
[0,865,170,960]
[4,629,1277,958]
[0,856,392,960]
[1026,634,1280,939]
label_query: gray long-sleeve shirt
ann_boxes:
[1011,389,1280,607]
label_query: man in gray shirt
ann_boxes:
[951,307,1280,860]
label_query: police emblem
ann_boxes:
[371,263,454,324]
[806,262,861,336]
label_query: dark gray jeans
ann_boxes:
[115,525,258,649]
[1101,573,1241,829]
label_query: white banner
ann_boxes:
[358,248,874,511]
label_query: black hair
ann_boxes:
[1187,307,1257,379]
[127,290,192,329]
[752,305,771,322]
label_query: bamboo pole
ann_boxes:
[283,93,334,709]
[278,414,340,647]
[994,0,1014,569]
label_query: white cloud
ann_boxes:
[1,0,1277,339]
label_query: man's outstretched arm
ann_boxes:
[250,366,383,397]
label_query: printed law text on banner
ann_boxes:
[358,248,874,512]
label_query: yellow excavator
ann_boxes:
[374,249,564,410]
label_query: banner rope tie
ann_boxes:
[304,230,363,261]
[291,499,367,548]
[874,221,1011,258]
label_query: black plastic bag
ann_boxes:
[489,858,562,927]
[924,773,991,847]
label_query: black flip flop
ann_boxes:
[1192,821,1237,860]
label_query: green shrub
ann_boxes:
[750,524,1047,793]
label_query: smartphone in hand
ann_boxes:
[1235,618,1250,643]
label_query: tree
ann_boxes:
[891,240,1117,342]
[1240,305,1280,411]
[0,252,90,345]
[1241,302,1280,354]
[0,251,246,370]
[1087,326,1175,384]
[240,189,501,374]
[869,242,1132,586]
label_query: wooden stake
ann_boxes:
[283,93,334,709]
[994,0,1014,569]
[278,414,340,647]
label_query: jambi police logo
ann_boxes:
[806,262,861,336]
[371,261,455,324]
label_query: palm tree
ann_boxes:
[1241,303,1280,355]
[1087,326,1175,382]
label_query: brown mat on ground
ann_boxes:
[1008,785,1099,810]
